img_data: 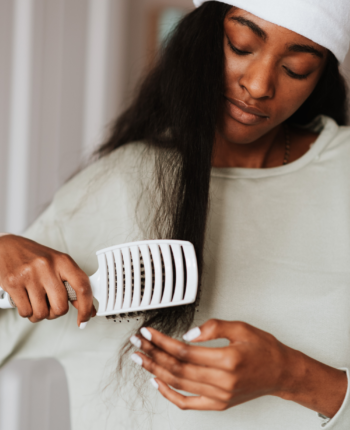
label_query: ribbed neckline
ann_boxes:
[211,116,338,179]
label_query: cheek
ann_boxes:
[273,78,319,120]
[224,55,244,90]
[282,81,315,105]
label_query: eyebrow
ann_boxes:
[229,16,268,41]
[229,16,324,58]
[286,43,324,58]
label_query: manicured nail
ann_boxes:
[183,327,201,341]
[130,335,142,348]
[140,327,152,341]
[150,378,158,390]
[130,353,143,366]
[79,322,88,330]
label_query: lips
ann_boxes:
[224,96,269,126]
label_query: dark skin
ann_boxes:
[214,7,327,168]
[130,7,348,419]
[132,322,347,417]
[0,6,347,419]
[0,234,95,326]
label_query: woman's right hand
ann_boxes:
[0,234,95,326]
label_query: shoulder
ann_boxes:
[298,115,350,158]
[61,141,150,192]
[24,142,157,273]
[329,125,350,148]
[319,116,350,150]
[315,117,350,176]
[53,141,154,216]
[321,119,350,165]
[288,116,350,164]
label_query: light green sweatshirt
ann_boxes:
[1,116,350,430]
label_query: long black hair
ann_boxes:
[98,2,348,344]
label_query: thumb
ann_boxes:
[71,300,97,317]
[183,319,243,343]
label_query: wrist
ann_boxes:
[273,345,306,400]
[274,347,348,418]
[275,347,307,400]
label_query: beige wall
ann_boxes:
[0,0,130,234]
[124,0,194,102]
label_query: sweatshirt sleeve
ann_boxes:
[0,204,68,368]
[318,368,350,429]
[23,203,68,253]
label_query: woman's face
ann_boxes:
[219,8,328,144]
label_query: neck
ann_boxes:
[212,125,285,169]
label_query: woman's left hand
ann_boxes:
[130,319,299,411]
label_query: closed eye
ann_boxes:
[227,39,251,56]
[283,66,311,80]
[227,36,312,80]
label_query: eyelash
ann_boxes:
[283,68,310,80]
[227,40,250,56]
[227,40,311,81]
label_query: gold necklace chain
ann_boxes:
[283,123,291,165]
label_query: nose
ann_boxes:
[239,59,275,100]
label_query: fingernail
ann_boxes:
[140,327,152,341]
[183,327,201,341]
[79,322,88,330]
[130,335,142,348]
[130,353,143,366]
[150,378,158,390]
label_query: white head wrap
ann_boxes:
[193,0,350,63]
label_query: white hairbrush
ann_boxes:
[0,240,198,316]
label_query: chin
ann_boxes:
[219,113,275,145]
[220,124,267,145]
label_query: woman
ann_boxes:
[0,0,350,428]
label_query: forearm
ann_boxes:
[277,348,348,418]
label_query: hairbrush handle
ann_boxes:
[0,282,77,309]
[63,281,77,301]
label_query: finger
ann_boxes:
[26,284,50,323]
[137,336,237,392]
[184,319,255,343]
[140,327,238,370]
[8,286,33,318]
[71,300,97,318]
[67,275,93,326]
[33,267,70,320]
[154,378,228,411]
[44,280,70,320]
[59,255,93,326]
[136,351,234,403]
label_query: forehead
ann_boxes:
[225,7,327,54]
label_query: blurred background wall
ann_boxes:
[0,0,349,235]
[0,0,193,235]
